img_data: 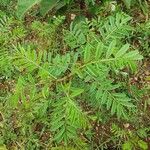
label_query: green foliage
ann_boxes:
[0,1,149,149]
[0,14,25,78]
[136,20,150,57]
[0,0,10,6]
[64,13,142,119]
[3,12,142,145]
[111,124,149,150]
[17,0,41,18]
[122,0,132,9]
[50,83,87,145]
[16,0,96,18]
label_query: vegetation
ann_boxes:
[0,0,150,150]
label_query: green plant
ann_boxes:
[0,0,10,6]
[135,20,150,57]
[16,0,97,19]
[0,14,26,78]
[0,12,144,149]
[1,0,149,148]
[30,15,65,51]
[111,124,149,150]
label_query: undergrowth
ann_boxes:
[0,0,150,150]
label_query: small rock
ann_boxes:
[71,14,76,20]
[124,123,130,128]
